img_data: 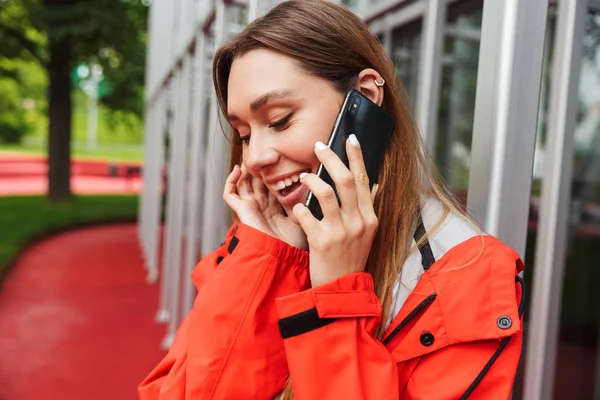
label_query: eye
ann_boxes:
[239,135,250,144]
[268,112,294,131]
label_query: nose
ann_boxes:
[243,131,280,173]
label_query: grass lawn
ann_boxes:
[0,195,139,277]
[0,142,144,164]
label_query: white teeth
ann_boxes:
[271,174,303,193]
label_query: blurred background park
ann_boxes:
[1,0,600,399]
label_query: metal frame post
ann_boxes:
[466,0,548,258]
[156,79,177,324]
[148,92,166,284]
[182,33,209,318]
[524,1,586,398]
[143,92,167,284]
[415,0,445,152]
[200,0,232,260]
[162,53,194,348]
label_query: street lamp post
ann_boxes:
[77,63,104,151]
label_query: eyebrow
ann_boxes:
[227,89,294,122]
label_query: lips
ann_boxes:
[268,172,304,192]
[264,169,311,208]
[274,180,309,208]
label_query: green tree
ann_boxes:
[0,0,148,201]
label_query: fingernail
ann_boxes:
[299,172,308,180]
[314,141,328,151]
[233,165,239,170]
[349,134,359,147]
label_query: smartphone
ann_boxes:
[304,89,395,220]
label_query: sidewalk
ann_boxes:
[0,224,165,400]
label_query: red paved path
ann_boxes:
[0,152,143,196]
[0,224,166,400]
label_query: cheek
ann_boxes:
[281,116,335,162]
[279,134,319,164]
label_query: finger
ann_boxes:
[223,191,245,214]
[223,165,242,198]
[292,202,319,235]
[237,164,253,197]
[300,172,341,221]
[251,171,270,195]
[346,135,374,212]
[314,141,358,212]
[371,183,379,203]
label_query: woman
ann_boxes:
[139,1,525,399]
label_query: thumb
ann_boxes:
[292,203,318,234]
[224,193,245,216]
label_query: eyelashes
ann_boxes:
[239,112,295,144]
[268,112,294,131]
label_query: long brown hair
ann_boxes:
[212,1,466,398]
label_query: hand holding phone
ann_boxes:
[305,90,394,220]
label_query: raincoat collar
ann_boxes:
[382,234,524,362]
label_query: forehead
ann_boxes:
[227,49,308,110]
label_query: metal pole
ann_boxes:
[156,78,178,324]
[466,0,548,259]
[87,96,98,151]
[200,0,232,260]
[182,33,209,318]
[415,0,445,152]
[163,53,193,349]
[146,91,166,284]
[86,64,103,151]
[138,95,154,270]
[248,0,259,21]
[524,1,586,398]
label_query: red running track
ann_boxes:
[0,224,166,400]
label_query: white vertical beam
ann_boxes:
[138,97,153,267]
[156,80,178,324]
[248,0,259,21]
[466,0,548,258]
[358,0,369,18]
[182,34,209,318]
[415,0,445,152]
[146,92,166,284]
[524,1,586,398]
[200,0,232,259]
[163,53,193,348]
[382,22,393,56]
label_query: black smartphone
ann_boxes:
[305,89,395,220]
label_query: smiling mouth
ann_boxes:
[280,181,302,197]
[268,169,311,196]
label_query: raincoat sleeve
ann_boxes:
[276,272,400,399]
[139,223,310,400]
[276,271,524,400]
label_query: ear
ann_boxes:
[354,68,385,106]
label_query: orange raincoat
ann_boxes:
[139,209,524,399]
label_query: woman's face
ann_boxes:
[227,49,344,220]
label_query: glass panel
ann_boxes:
[511,5,557,399]
[435,0,482,201]
[515,6,600,400]
[391,19,422,105]
[552,9,600,399]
